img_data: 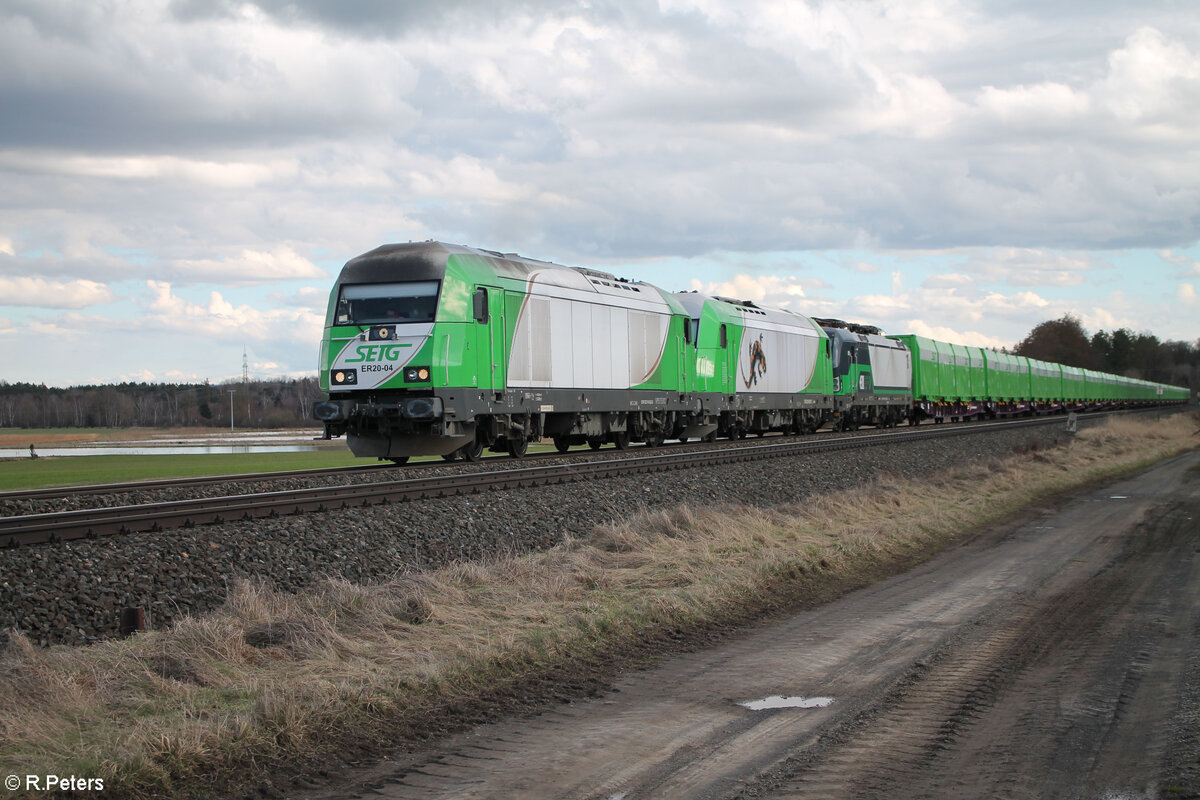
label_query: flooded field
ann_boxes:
[0,429,339,458]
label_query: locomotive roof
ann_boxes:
[336,241,628,285]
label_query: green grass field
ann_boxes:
[0,450,369,491]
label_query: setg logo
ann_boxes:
[344,343,410,364]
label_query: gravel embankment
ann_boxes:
[1,422,1077,646]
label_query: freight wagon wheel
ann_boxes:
[588,438,603,450]
[553,436,571,453]
[441,451,460,462]
[506,436,528,458]
[460,436,484,462]
[612,430,629,450]
[388,456,409,465]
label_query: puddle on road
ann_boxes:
[737,695,835,711]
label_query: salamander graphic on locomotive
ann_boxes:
[313,242,1189,461]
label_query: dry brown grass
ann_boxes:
[0,412,1195,798]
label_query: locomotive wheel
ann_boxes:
[506,436,528,458]
[553,436,571,454]
[459,436,484,462]
[612,430,629,450]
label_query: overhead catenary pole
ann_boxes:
[228,389,235,433]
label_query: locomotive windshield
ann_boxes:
[335,281,439,325]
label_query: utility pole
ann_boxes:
[228,389,235,433]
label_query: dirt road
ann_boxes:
[311,451,1200,800]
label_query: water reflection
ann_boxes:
[2,430,335,458]
[1,445,324,458]
[737,695,835,711]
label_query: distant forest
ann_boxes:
[0,378,321,430]
[1,316,1196,429]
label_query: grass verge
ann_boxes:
[0,450,366,492]
[1,414,1196,798]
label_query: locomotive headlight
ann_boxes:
[404,366,431,383]
[331,368,358,385]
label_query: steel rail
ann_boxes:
[1,415,1076,548]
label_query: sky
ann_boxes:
[1,0,1198,388]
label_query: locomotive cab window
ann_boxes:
[335,281,439,325]
[683,318,696,345]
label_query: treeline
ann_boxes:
[1013,315,1198,390]
[0,378,322,430]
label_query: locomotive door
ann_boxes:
[474,285,506,392]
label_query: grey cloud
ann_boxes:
[173,0,612,36]
[0,2,420,152]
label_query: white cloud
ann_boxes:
[921,272,975,290]
[688,274,808,307]
[0,276,115,308]
[903,320,1009,350]
[0,237,13,256]
[1097,27,1200,136]
[167,247,327,285]
[269,285,330,310]
[964,248,1098,288]
[1179,283,1196,304]
[1160,249,1200,277]
[0,152,299,188]
[137,281,324,343]
[976,81,1090,126]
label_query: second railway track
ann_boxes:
[1,414,1086,548]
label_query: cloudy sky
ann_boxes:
[2,0,1198,388]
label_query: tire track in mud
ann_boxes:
[754,491,1200,800]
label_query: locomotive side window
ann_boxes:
[719,324,728,348]
[473,287,489,323]
[335,281,439,325]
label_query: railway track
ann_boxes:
[1,415,1083,548]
